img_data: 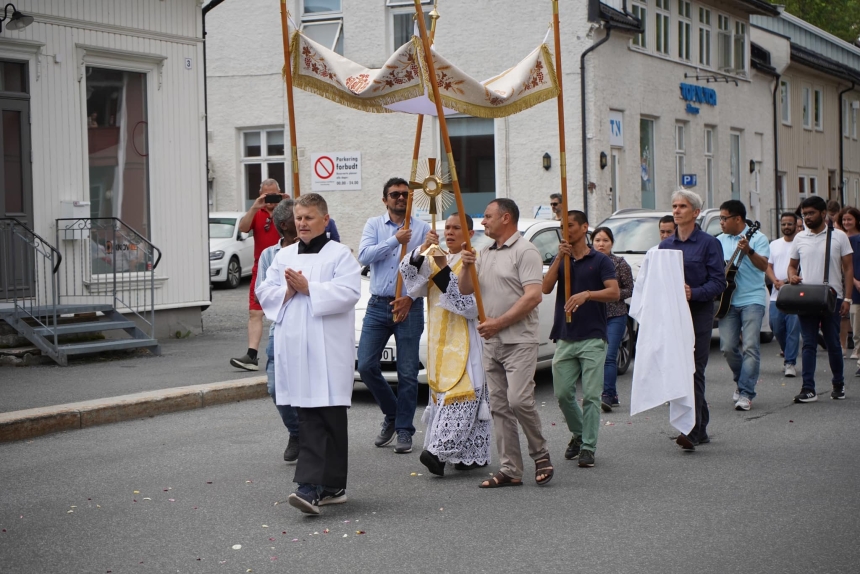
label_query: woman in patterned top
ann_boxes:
[591,227,634,411]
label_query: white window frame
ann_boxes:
[798,175,808,198]
[388,0,432,54]
[780,79,791,125]
[698,7,711,68]
[631,2,647,50]
[675,122,686,186]
[733,21,747,75]
[655,0,670,56]
[814,88,823,131]
[705,127,715,208]
[240,128,287,203]
[809,175,818,195]
[730,131,741,200]
[301,1,344,55]
[802,86,811,129]
[678,1,691,61]
[717,14,732,72]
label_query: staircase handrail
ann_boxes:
[1,217,63,274]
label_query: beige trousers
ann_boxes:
[483,340,548,480]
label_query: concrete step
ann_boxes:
[32,320,136,337]
[58,338,159,356]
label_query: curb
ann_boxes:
[0,376,268,443]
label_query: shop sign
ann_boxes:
[679,82,717,106]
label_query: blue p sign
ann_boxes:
[681,174,697,187]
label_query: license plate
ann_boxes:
[355,346,396,362]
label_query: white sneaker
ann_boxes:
[734,396,752,411]
[851,350,859,360]
[732,390,740,402]
[784,364,797,377]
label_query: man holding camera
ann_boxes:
[230,179,284,371]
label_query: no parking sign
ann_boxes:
[311,152,362,191]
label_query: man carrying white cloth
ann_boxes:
[399,214,492,477]
[256,193,361,516]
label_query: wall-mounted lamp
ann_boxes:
[542,152,551,171]
[749,159,756,174]
[0,3,33,33]
[600,151,608,170]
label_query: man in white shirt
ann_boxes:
[765,212,801,378]
[787,196,854,403]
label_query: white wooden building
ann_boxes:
[0,0,209,346]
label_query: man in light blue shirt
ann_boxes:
[357,177,432,455]
[716,200,770,411]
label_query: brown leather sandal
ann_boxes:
[535,456,554,486]
[478,471,523,489]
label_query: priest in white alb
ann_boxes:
[399,213,491,477]
[256,193,361,516]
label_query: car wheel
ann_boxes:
[616,318,635,376]
[226,257,241,289]
[760,331,774,344]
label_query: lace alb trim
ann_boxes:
[437,273,478,320]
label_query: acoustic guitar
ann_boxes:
[715,221,761,319]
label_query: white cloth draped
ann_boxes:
[256,241,361,408]
[629,249,695,435]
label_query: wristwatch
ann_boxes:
[747,247,756,256]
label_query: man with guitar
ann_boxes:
[716,200,770,411]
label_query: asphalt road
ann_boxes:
[2,332,859,573]
[1,279,269,413]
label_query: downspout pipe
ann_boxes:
[839,82,855,206]
[772,74,781,225]
[202,0,227,303]
[580,26,612,219]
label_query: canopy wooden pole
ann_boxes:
[413,0,485,322]
[279,0,301,198]
[392,115,424,310]
[552,0,572,322]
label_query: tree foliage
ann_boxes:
[780,0,860,45]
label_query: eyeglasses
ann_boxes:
[264,217,272,232]
[550,202,559,207]
[387,191,408,200]
[800,211,819,219]
[718,215,740,222]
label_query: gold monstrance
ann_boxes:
[410,157,454,254]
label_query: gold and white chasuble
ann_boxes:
[400,248,491,466]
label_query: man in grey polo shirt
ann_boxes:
[459,199,551,488]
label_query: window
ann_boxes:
[302,0,343,55]
[802,87,811,129]
[675,123,686,186]
[655,0,670,55]
[809,175,818,195]
[632,2,647,49]
[780,79,790,124]
[705,127,715,208]
[531,229,561,265]
[86,67,150,238]
[388,1,432,52]
[798,175,808,198]
[640,118,655,209]
[241,129,286,206]
[734,21,747,74]
[717,14,731,71]
[698,7,711,67]
[441,117,496,217]
[678,1,691,61]
[730,131,741,200]
[814,88,823,130]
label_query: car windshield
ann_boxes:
[599,216,662,253]
[210,218,237,239]
[703,216,722,237]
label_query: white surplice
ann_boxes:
[629,249,695,435]
[256,241,361,408]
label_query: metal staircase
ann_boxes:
[1,217,161,366]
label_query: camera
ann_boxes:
[264,193,282,204]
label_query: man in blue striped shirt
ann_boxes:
[357,177,432,455]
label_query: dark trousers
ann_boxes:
[294,406,349,490]
[690,301,713,442]
[798,300,845,391]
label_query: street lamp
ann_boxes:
[0,3,34,33]
[542,152,551,171]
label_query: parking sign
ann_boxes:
[681,174,697,187]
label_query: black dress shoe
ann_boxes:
[419,450,445,476]
[676,434,696,451]
[697,435,710,444]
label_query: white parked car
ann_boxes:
[353,218,563,385]
[209,212,255,289]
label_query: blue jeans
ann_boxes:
[602,315,627,399]
[356,296,424,434]
[769,301,800,365]
[718,304,765,400]
[798,301,844,392]
[266,333,299,437]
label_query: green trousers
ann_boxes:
[551,338,607,453]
